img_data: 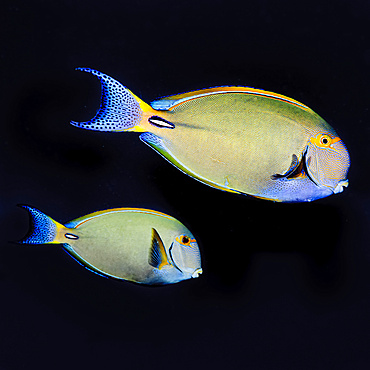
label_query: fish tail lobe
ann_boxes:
[18,205,67,245]
[71,68,154,133]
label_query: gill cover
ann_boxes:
[305,133,350,193]
[170,235,202,277]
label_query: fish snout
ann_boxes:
[192,268,203,278]
[333,179,349,194]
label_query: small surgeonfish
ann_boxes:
[19,205,202,285]
[71,68,350,202]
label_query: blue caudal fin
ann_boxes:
[18,205,62,245]
[70,68,145,132]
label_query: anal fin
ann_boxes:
[139,133,240,194]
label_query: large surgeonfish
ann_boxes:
[19,205,202,285]
[71,68,350,202]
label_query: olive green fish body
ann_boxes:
[20,206,202,285]
[71,68,350,202]
[65,210,192,284]
[155,93,331,197]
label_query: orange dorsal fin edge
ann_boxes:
[151,86,311,111]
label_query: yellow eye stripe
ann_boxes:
[175,235,197,246]
[310,134,341,148]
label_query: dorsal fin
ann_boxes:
[149,228,170,269]
[150,86,310,111]
[65,207,175,228]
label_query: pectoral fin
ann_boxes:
[149,228,170,269]
[271,154,300,180]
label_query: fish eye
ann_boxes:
[175,234,195,246]
[181,236,190,245]
[319,134,332,147]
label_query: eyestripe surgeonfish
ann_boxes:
[19,205,202,285]
[71,68,350,202]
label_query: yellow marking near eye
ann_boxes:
[310,134,341,148]
[331,137,341,144]
[175,235,196,246]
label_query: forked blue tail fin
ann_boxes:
[71,68,149,132]
[18,205,63,245]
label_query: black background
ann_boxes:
[1,1,369,369]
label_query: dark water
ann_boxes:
[1,1,369,369]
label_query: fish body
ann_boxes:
[72,68,350,202]
[20,206,202,285]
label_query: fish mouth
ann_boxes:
[333,179,349,194]
[192,268,203,278]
